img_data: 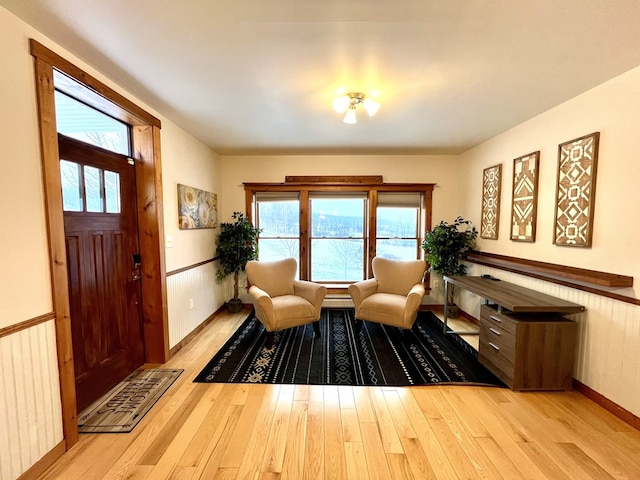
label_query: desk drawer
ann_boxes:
[479,338,514,386]
[480,305,517,335]
[479,321,515,361]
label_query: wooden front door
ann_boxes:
[59,134,144,412]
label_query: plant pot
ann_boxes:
[226,298,242,313]
[446,304,459,318]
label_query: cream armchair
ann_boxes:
[348,257,427,330]
[246,258,327,347]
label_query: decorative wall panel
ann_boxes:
[511,151,540,242]
[554,132,600,247]
[480,164,502,239]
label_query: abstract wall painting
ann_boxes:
[178,184,218,229]
[511,151,540,242]
[481,164,502,239]
[553,132,600,247]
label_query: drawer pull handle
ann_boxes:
[488,342,500,351]
[489,327,501,336]
[489,315,502,323]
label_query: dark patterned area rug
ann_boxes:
[194,309,503,387]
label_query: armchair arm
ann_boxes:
[403,283,426,323]
[293,280,327,314]
[348,278,378,310]
[248,285,275,330]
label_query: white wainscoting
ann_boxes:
[438,263,640,418]
[0,320,63,480]
[167,261,226,349]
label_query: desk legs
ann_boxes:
[443,278,480,336]
[443,279,450,333]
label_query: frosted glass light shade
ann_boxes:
[333,95,350,113]
[363,98,380,116]
[343,108,357,124]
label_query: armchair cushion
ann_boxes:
[246,258,327,333]
[271,295,318,327]
[348,256,427,330]
[358,293,408,324]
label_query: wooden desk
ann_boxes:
[443,275,585,390]
[443,275,586,315]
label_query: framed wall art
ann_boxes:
[178,183,218,229]
[481,164,502,239]
[553,132,600,247]
[510,151,540,242]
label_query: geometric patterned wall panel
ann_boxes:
[554,132,600,247]
[481,164,502,239]
[511,151,540,242]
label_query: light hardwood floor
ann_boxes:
[37,308,640,480]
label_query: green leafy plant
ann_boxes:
[216,211,261,308]
[422,216,478,311]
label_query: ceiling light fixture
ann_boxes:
[333,92,380,124]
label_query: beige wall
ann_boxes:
[161,119,225,349]
[220,154,463,223]
[161,121,221,273]
[459,65,640,299]
[0,8,52,329]
[219,154,464,304]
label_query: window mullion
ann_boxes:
[299,189,309,280]
[367,190,377,279]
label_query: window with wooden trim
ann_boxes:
[255,192,301,274]
[376,192,421,261]
[310,192,366,282]
[245,179,434,286]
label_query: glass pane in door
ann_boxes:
[60,160,84,212]
[84,166,104,212]
[104,170,121,213]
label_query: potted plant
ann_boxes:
[422,216,478,317]
[216,211,261,313]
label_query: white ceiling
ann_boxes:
[3,0,640,155]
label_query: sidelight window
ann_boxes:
[376,192,421,260]
[255,192,300,265]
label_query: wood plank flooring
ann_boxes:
[36,308,640,480]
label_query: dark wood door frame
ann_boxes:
[31,39,169,448]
